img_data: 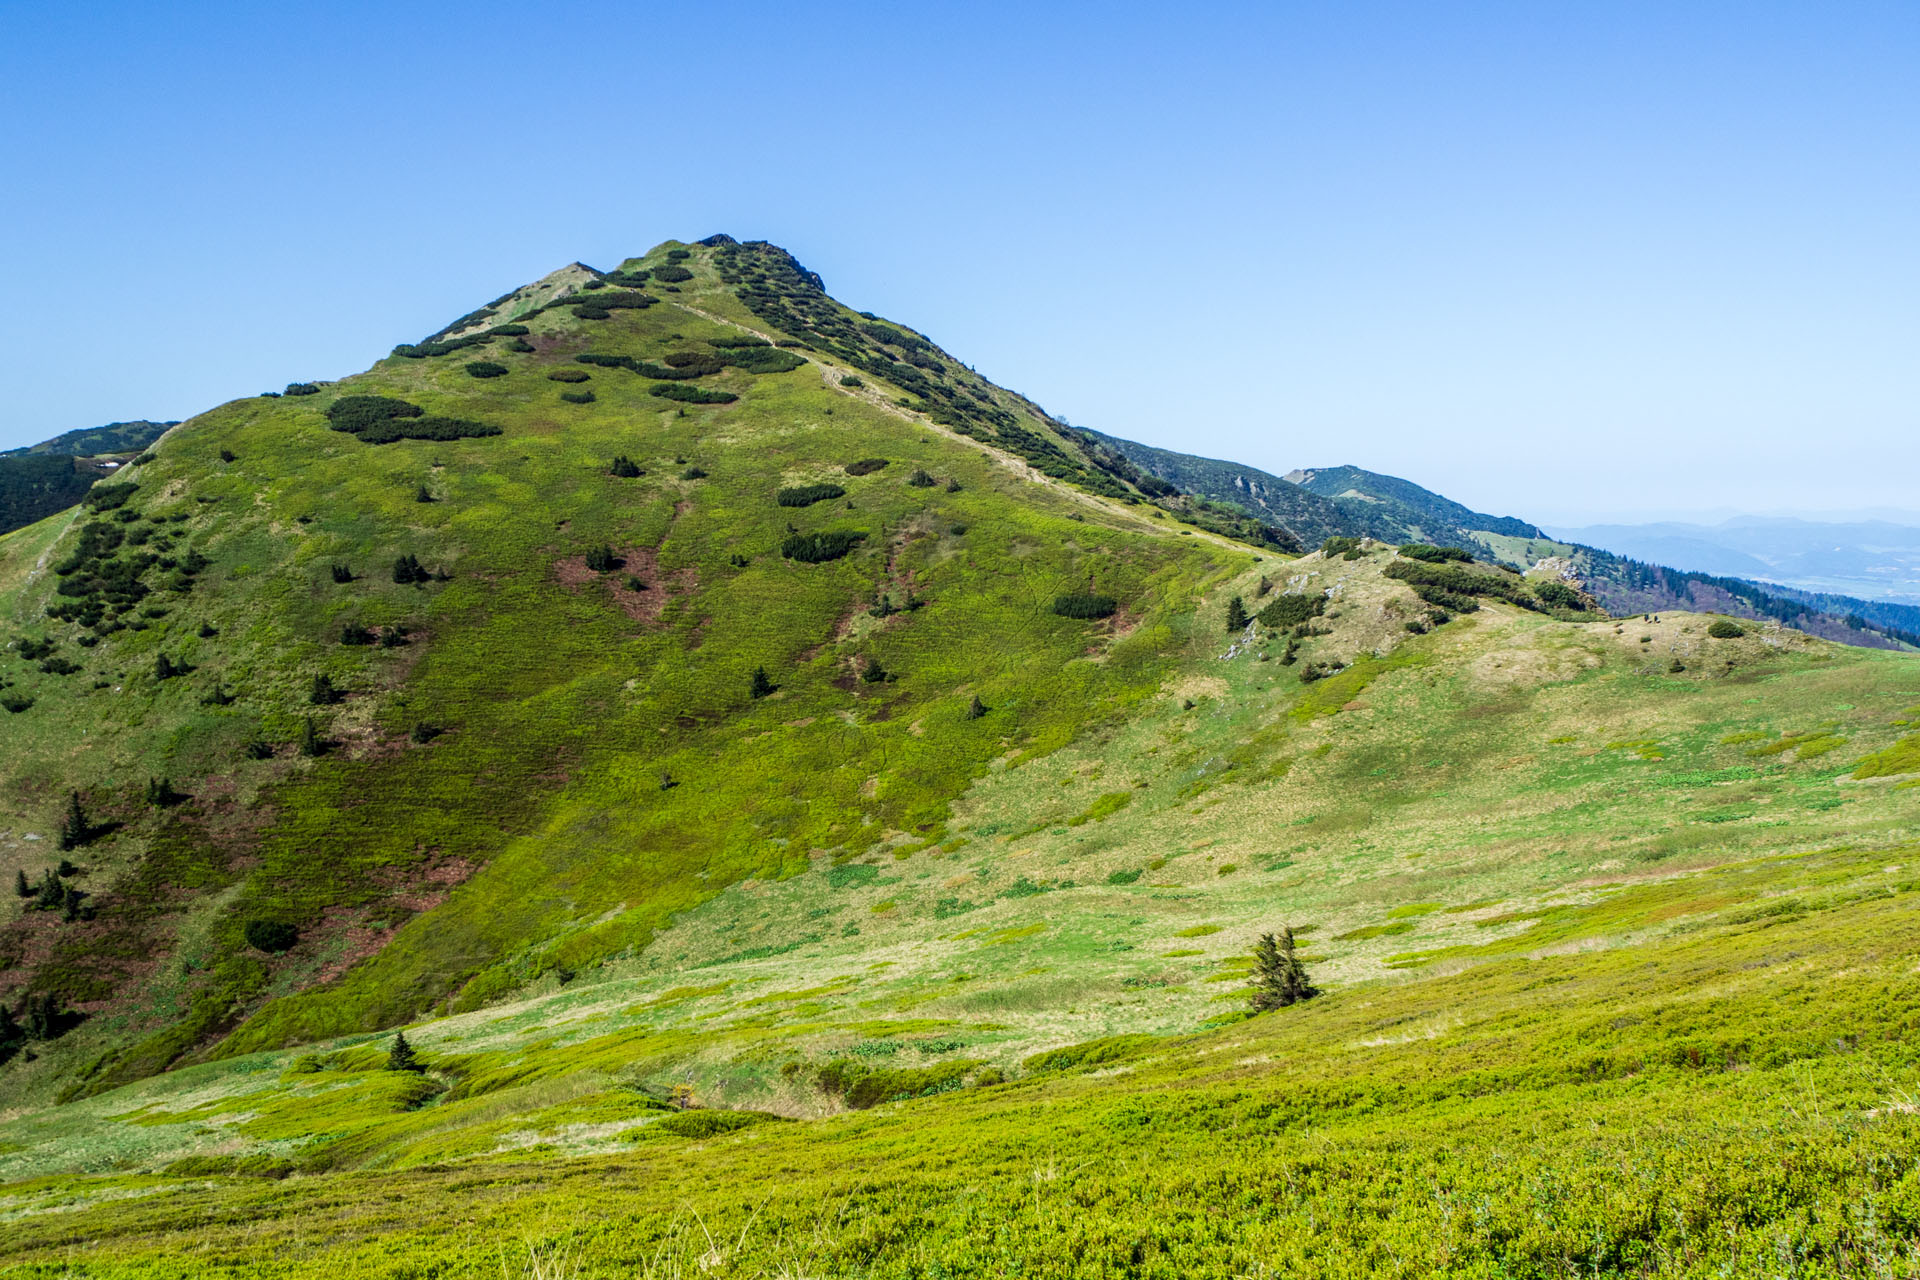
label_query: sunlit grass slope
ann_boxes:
[0,239,1235,1101]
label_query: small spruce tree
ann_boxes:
[610,455,642,478]
[1250,927,1318,1013]
[331,563,354,584]
[966,694,987,720]
[387,1030,422,1072]
[14,869,29,899]
[298,716,324,758]
[749,666,775,699]
[310,674,341,705]
[862,656,888,684]
[57,792,89,851]
[61,884,84,922]
[584,545,616,573]
[1225,596,1250,632]
[153,653,177,681]
[414,485,434,504]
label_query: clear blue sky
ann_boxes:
[4,2,1915,524]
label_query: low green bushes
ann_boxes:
[777,483,846,507]
[781,531,865,563]
[651,385,738,405]
[652,264,693,283]
[1399,543,1473,563]
[560,391,595,404]
[547,368,591,383]
[844,458,888,476]
[1708,619,1746,639]
[1257,594,1324,628]
[326,396,500,444]
[1024,1033,1161,1073]
[1052,593,1119,620]
[464,362,508,379]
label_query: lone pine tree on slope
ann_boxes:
[1250,927,1318,1013]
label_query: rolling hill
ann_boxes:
[2,239,1918,1277]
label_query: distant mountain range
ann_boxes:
[1087,437,1920,651]
[1547,517,1920,605]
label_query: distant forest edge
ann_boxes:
[0,421,175,537]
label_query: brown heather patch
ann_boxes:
[553,548,696,625]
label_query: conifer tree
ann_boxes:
[749,666,774,699]
[310,674,341,705]
[299,716,324,758]
[14,869,29,899]
[33,871,63,911]
[61,884,84,922]
[26,993,59,1040]
[1225,596,1250,632]
[57,791,89,851]
[610,455,642,478]
[862,656,888,684]
[584,545,616,573]
[1250,927,1318,1013]
[154,653,177,681]
[387,1030,422,1072]
[966,694,987,720]
[331,563,354,584]
[414,485,434,504]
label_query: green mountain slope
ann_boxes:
[0,239,1244,1100]
[4,240,1920,1274]
[1284,462,1543,540]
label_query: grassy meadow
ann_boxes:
[0,240,1916,1275]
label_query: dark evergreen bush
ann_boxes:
[861,656,889,684]
[777,483,846,507]
[708,335,769,348]
[328,396,423,433]
[844,458,888,476]
[1320,536,1361,556]
[464,362,508,379]
[38,657,80,676]
[665,248,692,261]
[284,382,321,396]
[310,674,343,705]
[83,483,138,511]
[392,554,429,584]
[243,739,275,760]
[154,653,182,681]
[1399,543,1474,564]
[145,777,186,807]
[781,531,866,563]
[386,1031,422,1072]
[410,723,442,744]
[1533,580,1586,610]
[331,563,354,584]
[1256,594,1325,628]
[298,716,325,757]
[749,666,775,698]
[505,338,536,353]
[560,390,595,404]
[414,485,434,504]
[584,545,618,573]
[840,375,864,388]
[650,385,738,405]
[340,622,375,646]
[681,466,708,479]
[906,469,937,488]
[547,368,591,383]
[610,456,642,478]
[1052,593,1118,620]
[653,264,693,283]
[489,323,530,336]
[1708,619,1746,639]
[724,347,805,374]
[572,305,612,320]
[1,694,34,713]
[663,352,727,375]
[244,919,299,953]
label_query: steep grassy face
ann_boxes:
[0,239,1238,1099]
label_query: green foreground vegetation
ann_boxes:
[1,238,1917,1274]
